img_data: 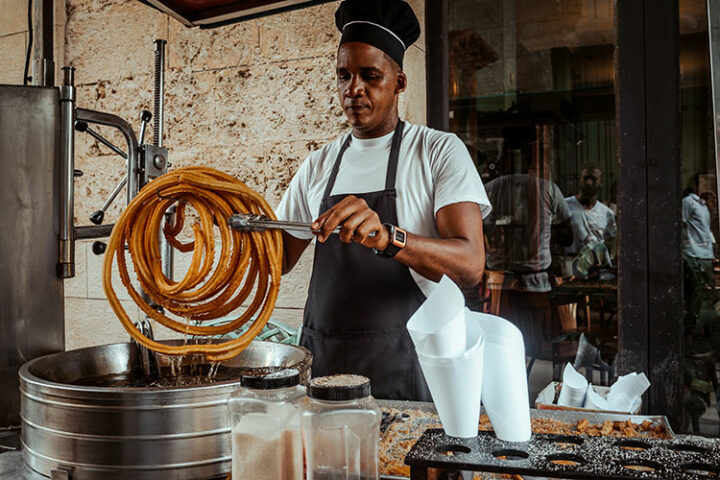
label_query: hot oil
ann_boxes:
[69,362,288,388]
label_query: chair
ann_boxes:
[483,270,505,316]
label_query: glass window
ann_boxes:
[447,0,720,436]
[680,0,718,436]
[449,0,619,404]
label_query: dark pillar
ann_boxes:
[616,0,683,427]
[425,0,448,131]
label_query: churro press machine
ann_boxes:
[0,39,172,428]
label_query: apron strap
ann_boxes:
[384,120,404,191]
[320,120,405,214]
[320,134,352,204]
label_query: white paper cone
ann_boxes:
[408,276,467,357]
[557,363,588,407]
[410,311,466,357]
[417,332,484,438]
[468,311,531,442]
[583,386,609,410]
[607,372,650,412]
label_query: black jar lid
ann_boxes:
[240,368,300,390]
[308,374,371,401]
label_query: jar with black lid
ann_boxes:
[301,374,382,480]
[227,368,305,480]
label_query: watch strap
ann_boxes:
[374,224,406,258]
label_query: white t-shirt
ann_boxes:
[275,122,492,296]
[565,196,617,254]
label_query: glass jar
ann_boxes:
[302,374,382,480]
[227,368,305,480]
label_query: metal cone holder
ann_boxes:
[405,428,720,480]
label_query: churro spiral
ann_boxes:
[103,166,283,361]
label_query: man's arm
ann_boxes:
[282,231,311,274]
[395,202,485,288]
[312,196,486,288]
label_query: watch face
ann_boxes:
[394,228,406,247]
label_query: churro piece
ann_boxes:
[600,420,613,436]
[576,418,589,433]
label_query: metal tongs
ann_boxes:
[380,411,410,434]
[227,213,377,237]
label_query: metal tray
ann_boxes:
[379,401,674,437]
[378,400,675,480]
[530,409,674,437]
[380,401,438,480]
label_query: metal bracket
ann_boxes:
[50,467,72,480]
[140,145,169,187]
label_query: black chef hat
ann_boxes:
[335,0,420,69]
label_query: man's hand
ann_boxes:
[311,195,390,251]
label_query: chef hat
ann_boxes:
[335,0,421,69]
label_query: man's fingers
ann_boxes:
[314,196,370,242]
[340,211,372,243]
[312,196,354,231]
[354,221,383,246]
[313,196,389,247]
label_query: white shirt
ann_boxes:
[483,175,571,291]
[275,122,492,296]
[682,193,714,259]
[565,196,617,255]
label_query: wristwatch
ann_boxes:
[373,223,407,258]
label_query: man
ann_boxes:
[565,165,617,257]
[482,128,573,360]
[682,175,716,288]
[275,0,491,401]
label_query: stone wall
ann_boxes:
[0,0,426,350]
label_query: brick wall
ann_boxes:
[0,0,426,350]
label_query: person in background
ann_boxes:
[699,190,719,258]
[565,165,617,258]
[482,126,573,360]
[683,175,716,288]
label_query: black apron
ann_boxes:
[299,121,431,401]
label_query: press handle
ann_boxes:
[92,241,106,255]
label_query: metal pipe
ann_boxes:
[31,0,54,87]
[99,176,127,213]
[153,41,172,285]
[76,108,139,203]
[58,67,76,278]
[153,40,166,148]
